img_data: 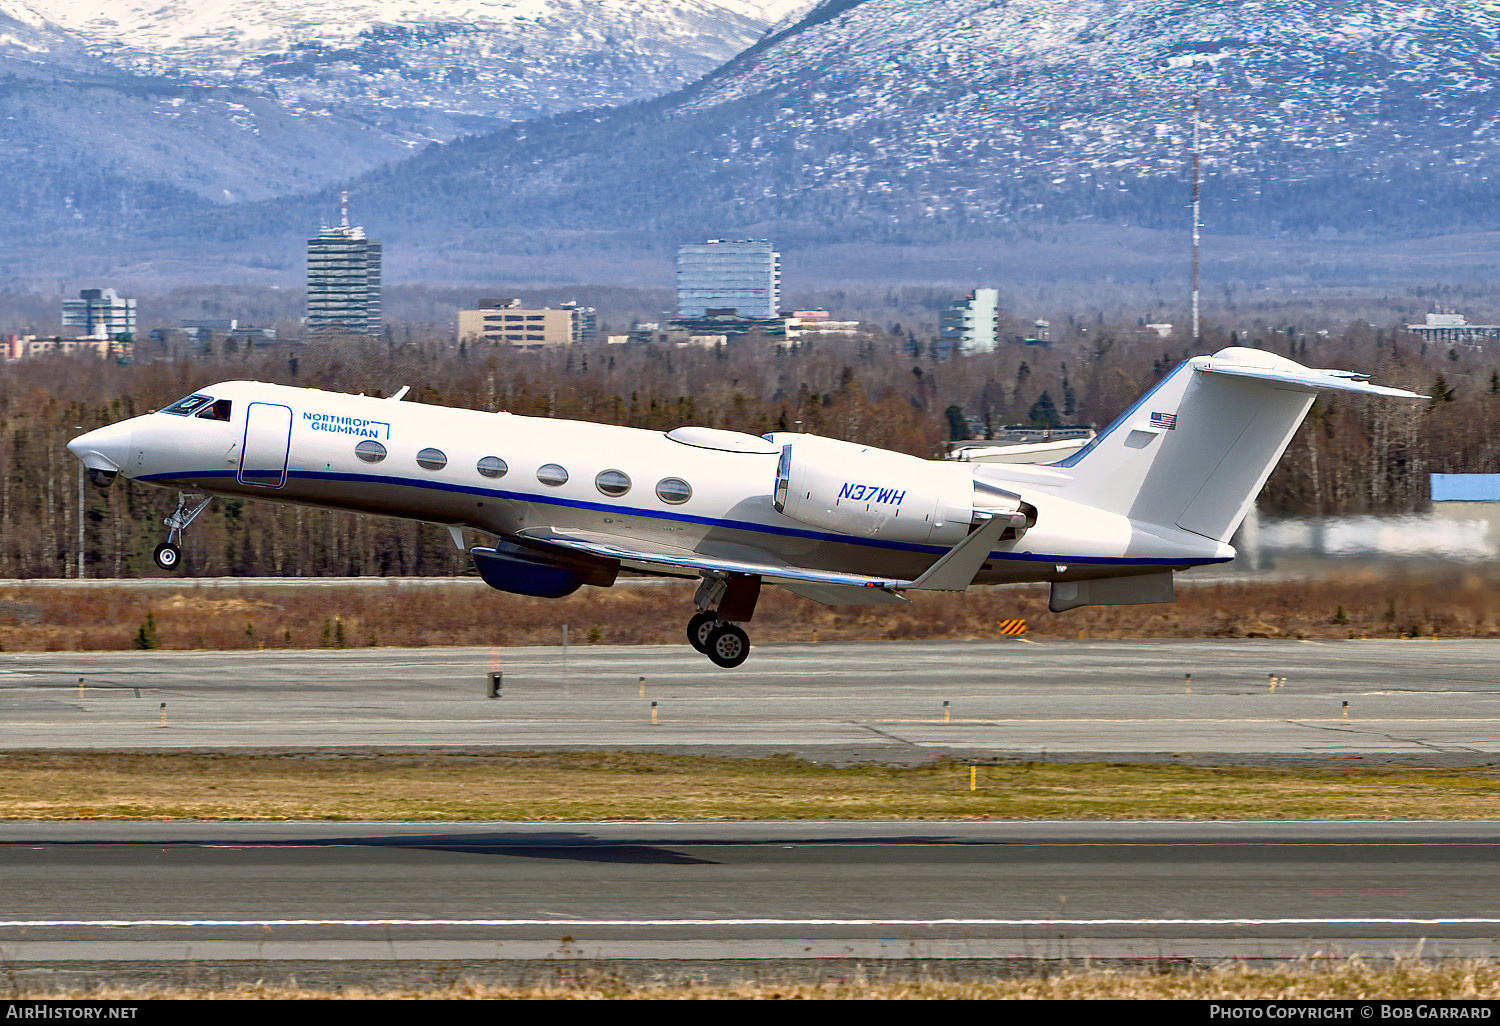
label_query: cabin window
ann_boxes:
[656,477,692,504]
[161,394,214,416]
[537,464,568,486]
[477,456,508,479]
[355,440,387,464]
[195,398,233,422]
[416,447,448,471]
[595,469,631,497]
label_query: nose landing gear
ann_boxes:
[688,573,760,668]
[153,492,213,572]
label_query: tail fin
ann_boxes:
[1056,348,1424,542]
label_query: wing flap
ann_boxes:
[517,528,909,590]
[779,582,912,607]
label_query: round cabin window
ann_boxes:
[416,447,448,471]
[355,440,387,464]
[537,463,569,487]
[595,469,631,497]
[656,477,692,504]
[477,456,508,479]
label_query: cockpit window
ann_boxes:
[161,394,214,416]
[195,399,232,422]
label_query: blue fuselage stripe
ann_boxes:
[137,468,1224,568]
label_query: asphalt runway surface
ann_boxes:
[0,821,1496,970]
[1,639,1499,763]
[2,639,1499,980]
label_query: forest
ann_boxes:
[0,315,1490,579]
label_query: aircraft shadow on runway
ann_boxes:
[0,833,720,865]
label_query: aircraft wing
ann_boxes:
[517,514,1010,599]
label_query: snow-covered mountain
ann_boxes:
[328,0,1500,247]
[0,0,104,74]
[0,0,808,236]
[14,0,1500,283]
[681,0,1500,196]
[22,0,809,119]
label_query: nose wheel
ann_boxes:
[154,492,213,573]
[152,542,182,571]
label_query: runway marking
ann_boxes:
[4,918,1500,928]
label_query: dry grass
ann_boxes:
[13,957,1500,998]
[0,570,1497,651]
[0,751,1498,820]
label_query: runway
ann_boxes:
[0,821,1496,969]
[0,639,1498,763]
[1,641,1498,983]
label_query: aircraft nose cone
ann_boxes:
[67,423,133,473]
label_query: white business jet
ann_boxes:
[67,347,1421,667]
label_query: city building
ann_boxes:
[1431,473,1500,544]
[181,319,278,345]
[938,288,999,355]
[306,199,382,335]
[456,299,597,347]
[666,312,786,340]
[3,334,132,362]
[782,310,862,344]
[1407,313,1500,346]
[61,288,136,340]
[676,239,781,319]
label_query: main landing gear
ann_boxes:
[686,574,760,669]
[153,492,213,571]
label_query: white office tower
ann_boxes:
[307,201,382,335]
[939,288,1000,354]
[62,289,136,339]
[676,239,781,318]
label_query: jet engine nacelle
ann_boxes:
[770,436,1028,546]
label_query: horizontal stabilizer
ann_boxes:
[1197,358,1427,398]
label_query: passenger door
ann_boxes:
[238,402,292,488]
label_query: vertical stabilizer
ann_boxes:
[1055,348,1424,542]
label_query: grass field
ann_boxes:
[0,570,1497,651]
[0,750,1498,820]
[12,957,1500,999]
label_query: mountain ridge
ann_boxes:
[11,0,1500,286]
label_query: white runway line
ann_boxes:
[5,918,1500,928]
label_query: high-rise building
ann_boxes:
[456,298,596,347]
[676,239,781,319]
[306,197,382,335]
[939,288,1000,355]
[61,288,136,340]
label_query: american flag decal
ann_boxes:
[1150,411,1177,430]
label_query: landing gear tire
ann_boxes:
[704,623,750,669]
[687,611,719,654]
[152,542,182,572]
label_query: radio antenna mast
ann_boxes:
[1191,76,1202,348]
